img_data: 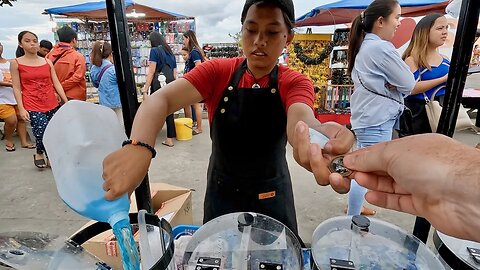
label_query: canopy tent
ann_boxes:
[296,0,449,27]
[44,0,193,21]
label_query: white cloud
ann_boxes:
[0,0,338,58]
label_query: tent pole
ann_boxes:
[412,0,480,243]
[105,0,153,214]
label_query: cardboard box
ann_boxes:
[75,183,193,269]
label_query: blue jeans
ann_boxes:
[348,119,395,216]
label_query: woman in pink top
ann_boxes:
[10,31,68,169]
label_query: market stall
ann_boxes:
[44,0,194,102]
[294,0,451,126]
[296,0,449,27]
[288,30,353,125]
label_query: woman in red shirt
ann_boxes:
[10,31,68,169]
[103,0,354,238]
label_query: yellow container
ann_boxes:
[174,118,193,141]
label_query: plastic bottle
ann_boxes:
[44,100,128,227]
[44,101,140,270]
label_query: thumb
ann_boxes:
[343,143,390,173]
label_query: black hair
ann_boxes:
[183,30,207,61]
[39,40,53,50]
[149,31,173,55]
[241,0,294,32]
[57,26,78,43]
[16,30,38,58]
[347,0,399,74]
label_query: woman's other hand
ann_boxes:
[292,120,354,193]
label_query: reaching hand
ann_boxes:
[293,121,355,194]
[343,134,480,241]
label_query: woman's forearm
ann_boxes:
[411,76,447,95]
[13,87,24,110]
[132,79,202,144]
[131,91,168,145]
[55,83,68,103]
[0,82,12,87]
[143,73,154,92]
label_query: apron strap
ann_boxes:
[227,59,280,90]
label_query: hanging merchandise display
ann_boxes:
[57,19,195,86]
[288,32,352,125]
[288,33,332,110]
[203,43,240,59]
[320,28,353,125]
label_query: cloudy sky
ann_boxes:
[0,0,338,58]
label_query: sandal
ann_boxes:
[5,143,15,152]
[161,141,174,147]
[192,129,202,135]
[21,143,36,149]
[33,154,47,169]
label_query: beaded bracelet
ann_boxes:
[122,139,156,158]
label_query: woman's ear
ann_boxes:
[286,33,294,46]
[377,16,384,28]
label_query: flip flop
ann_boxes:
[21,144,36,149]
[33,154,47,169]
[5,144,15,152]
[192,129,202,135]
[161,141,174,147]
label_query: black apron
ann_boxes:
[204,60,299,235]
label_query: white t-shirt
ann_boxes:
[0,61,16,105]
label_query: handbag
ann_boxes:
[423,87,473,132]
[397,106,414,137]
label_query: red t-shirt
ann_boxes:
[17,61,59,112]
[183,58,314,124]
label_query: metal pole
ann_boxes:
[105,0,152,213]
[412,0,480,243]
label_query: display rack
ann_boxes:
[317,28,353,125]
[288,31,354,125]
[56,19,195,85]
[203,42,240,59]
[288,33,332,110]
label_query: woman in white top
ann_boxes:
[346,0,415,216]
[0,42,34,151]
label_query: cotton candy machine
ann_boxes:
[311,215,445,270]
[181,212,303,270]
[0,231,108,270]
[0,213,175,270]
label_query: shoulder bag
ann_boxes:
[423,88,473,132]
[420,67,473,132]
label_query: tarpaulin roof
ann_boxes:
[44,0,193,21]
[296,0,449,27]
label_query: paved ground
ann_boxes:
[0,74,479,268]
